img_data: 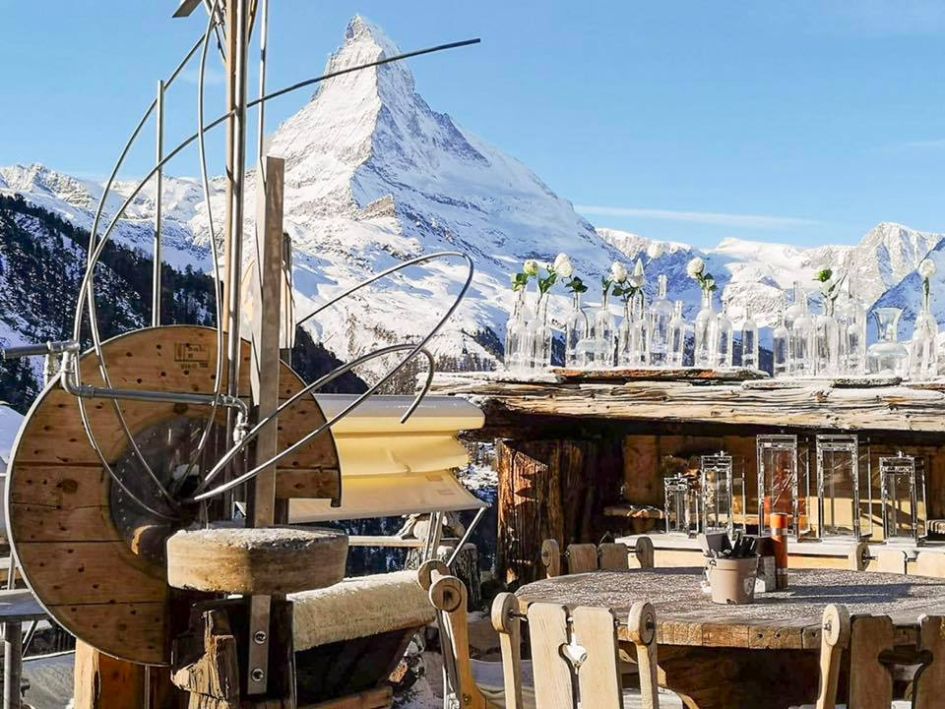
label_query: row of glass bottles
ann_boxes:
[770,281,938,380]
[507,276,939,378]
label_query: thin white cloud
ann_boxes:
[898,138,945,150]
[575,205,820,230]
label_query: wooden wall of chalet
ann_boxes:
[496,424,945,584]
[496,437,623,585]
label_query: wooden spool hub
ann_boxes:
[5,325,342,665]
[167,526,348,594]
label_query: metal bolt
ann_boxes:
[250,668,265,683]
[253,630,267,644]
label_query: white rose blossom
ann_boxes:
[919,258,936,280]
[687,257,705,278]
[553,253,574,278]
[610,261,629,283]
[523,259,540,277]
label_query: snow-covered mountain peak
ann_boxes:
[0,163,100,210]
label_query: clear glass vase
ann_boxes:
[564,292,588,368]
[844,279,867,375]
[694,290,717,368]
[741,305,759,370]
[715,303,734,370]
[784,281,804,373]
[504,289,529,372]
[910,287,938,381]
[773,305,790,377]
[617,298,645,368]
[791,290,814,376]
[648,274,673,367]
[585,293,616,368]
[868,307,909,376]
[529,296,553,369]
[668,300,687,367]
[814,297,841,377]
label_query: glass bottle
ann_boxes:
[586,292,616,368]
[791,291,814,377]
[784,282,805,374]
[814,296,841,377]
[533,296,552,369]
[715,302,734,370]
[616,299,635,367]
[868,307,909,376]
[845,279,867,375]
[504,289,527,371]
[564,291,588,368]
[773,304,790,377]
[668,300,687,368]
[741,304,759,370]
[694,290,717,368]
[648,275,674,367]
[910,284,938,381]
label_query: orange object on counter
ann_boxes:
[770,512,789,590]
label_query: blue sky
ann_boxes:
[1,1,944,249]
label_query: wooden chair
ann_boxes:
[801,604,945,709]
[491,592,661,709]
[540,537,654,578]
[422,561,670,709]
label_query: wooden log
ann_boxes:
[166,526,347,594]
[170,609,240,707]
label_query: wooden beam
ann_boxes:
[432,375,945,435]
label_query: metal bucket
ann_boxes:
[708,556,758,605]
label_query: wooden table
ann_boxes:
[516,567,945,709]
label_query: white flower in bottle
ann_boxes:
[687,257,705,278]
[553,253,574,278]
[629,259,646,288]
[610,261,629,283]
[523,259,540,277]
[919,258,937,279]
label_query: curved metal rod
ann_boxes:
[74,34,207,511]
[297,251,471,327]
[189,343,436,502]
[194,250,474,495]
[192,252,474,499]
[71,37,479,508]
[178,0,227,483]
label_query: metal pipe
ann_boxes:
[60,352,249,420]
[1,340,79,360]
[152,80,165,328]
[447,507,487,569]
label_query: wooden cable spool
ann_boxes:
[5,325,342,665]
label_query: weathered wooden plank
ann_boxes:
[431,375,945,434]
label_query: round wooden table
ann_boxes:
[516,567,945,709]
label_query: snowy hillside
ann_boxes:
[2,16,944,376]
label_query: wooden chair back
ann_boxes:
[540,537,654,578]
[810,605,945,709]
[492,594,660,709]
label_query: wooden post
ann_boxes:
[3,622,21,709]
[245,154,286,697]
[73,641,146,709]
[496,438,623,584]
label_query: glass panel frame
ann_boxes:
[880,454,927,545]
[815,434,864,540]
[757,434,810,540]
[700,452,734,535]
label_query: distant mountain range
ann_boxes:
[2,16,943,382]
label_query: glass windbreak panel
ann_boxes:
[701,453,734,535]
[816,434,860,539]
[757,435,799,538]
[880,455,926,544]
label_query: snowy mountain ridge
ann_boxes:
[2,16,944,373]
